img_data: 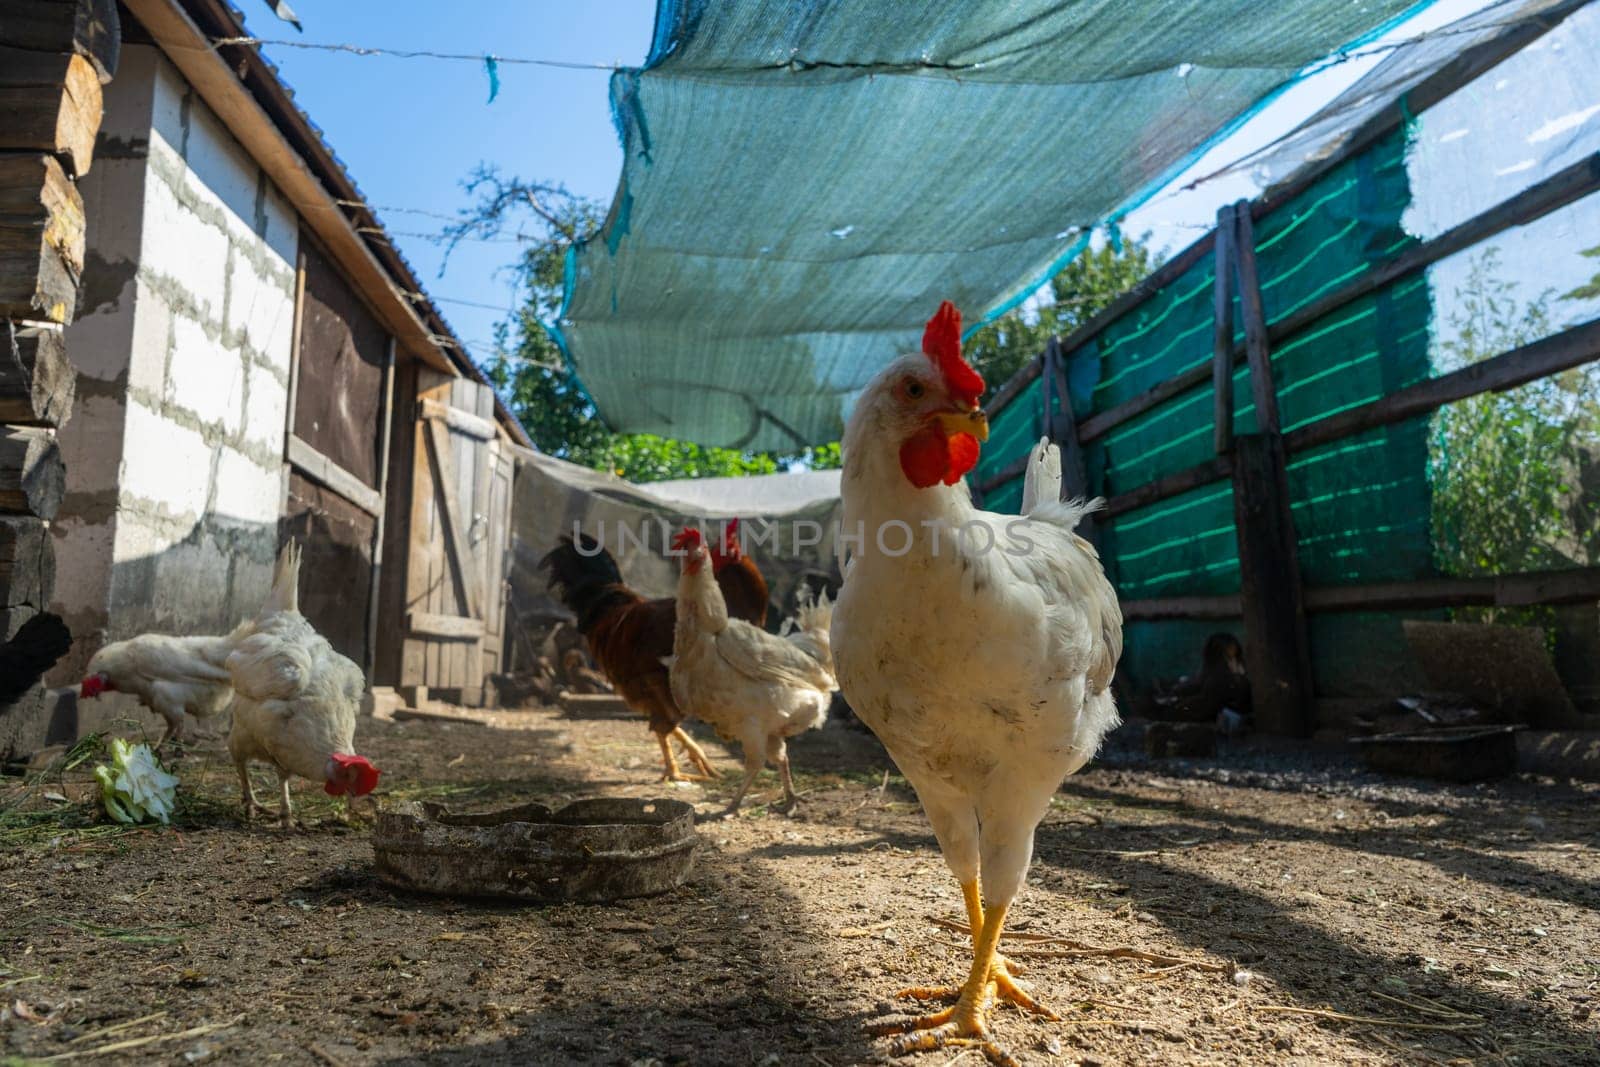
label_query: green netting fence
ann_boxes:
[973,112,1600,705]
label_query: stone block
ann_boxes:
[120,400,211,518]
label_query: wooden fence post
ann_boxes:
[1227,202,1314,736]
[1212,204,1236,455]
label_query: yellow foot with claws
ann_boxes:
[894,957,1057,1019]
[874,958,1056,1067]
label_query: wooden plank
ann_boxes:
[983,353,1044,419]
[1286,317,1600,454]
[1231,434,1313,736]
[0,321,74,426]
[0,48,103,175]
[1101,454,1232,520]
[420,396,495,440]
[1077,356,1216,443]
[1077,151,1600,448]
[1253,0,1593,219]
[0,0,120,82]
[1122,569,1600,622]
[1211,203,1235,456]
[0,427,63,519]
[279,248,306,514]
[423,416,481,619]
[1047,338,1091,504]
[1120,594,1242,621]
[120,0,457,374]
[1267,151,1600,356]
[1053,228,1219,369]
[285,434,382,516]
[973,452,1034,495]
[0,152,84,323]
[363,338,397,678]
[0,515,53,608]
[406,611,484,640]
[1304,567,1600,613]
[1231,203,1280,435]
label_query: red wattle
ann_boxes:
[899,426,951,489]
[944,432,980,484]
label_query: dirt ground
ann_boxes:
[2,703,1598,1066]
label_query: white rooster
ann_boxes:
[667,527,835,816]
[832,301,1123,1064]
[226,541,380,826]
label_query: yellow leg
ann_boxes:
[895,882,1054,1019]
[672,726,717,778]
[872,901,1022,1066]
[655,730,712,783]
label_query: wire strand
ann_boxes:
[209,36,621,70]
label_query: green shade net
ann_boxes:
[557,0,1429,451]
[977,123,1443,694]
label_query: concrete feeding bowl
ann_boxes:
[1352,725,1521,782]
[373,797,697,903]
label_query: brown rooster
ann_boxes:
[709,517,769,628]
[541,530,770,781]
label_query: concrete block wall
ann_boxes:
[52,46,296,680]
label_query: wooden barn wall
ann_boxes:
[373,355,419,686]
[281,473,374,666]
[293,233,386,488]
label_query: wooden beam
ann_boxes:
[1304,567,1600,613]
[420,397,495,440]
[1230,434,1313,737]
[1254,0,1592,218]
[1101,454,1232,520]
[983,353,1043,418]
[1269,152,1600,358]
[1120,567,1600,622]
[120,0,456,374]
[0,0,120,82]
[1046,337,1091,504]
[1055,228,1219,366]
[0,47,103,176]
[1211,203,1236,456]
[423,416,481,619]
[0,515,53,608]
[973,452,1033,495]
[1230,203,1280,434]
[1287,317,1600,454]
[406,611,484,640]
[285,434,382,516]
[0,428,63,519]
[0,152,84,323]
[364,337,397,679]
[0,321,74,426]
[1120,594,1242,621]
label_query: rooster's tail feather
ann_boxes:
[261,539,302,618]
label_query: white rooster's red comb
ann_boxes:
[921,301,985,410]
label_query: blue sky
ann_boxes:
[255,0,657,363]
[252,0,1506,374]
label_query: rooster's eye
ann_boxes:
[904,380,926,400]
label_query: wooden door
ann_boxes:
[401,375,512,706]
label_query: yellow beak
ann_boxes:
[936,409,990,443]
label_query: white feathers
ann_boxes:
[1020,436,1062,515]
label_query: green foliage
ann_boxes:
[964,235,1161,401]
[1566,243,1600,302]
[1429,251,1600,600]
[456,169,830,482]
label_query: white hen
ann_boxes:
[81,628,246,747]
[667,527,835,815]
[226,541,379,826]
[831,302,1122,1063]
